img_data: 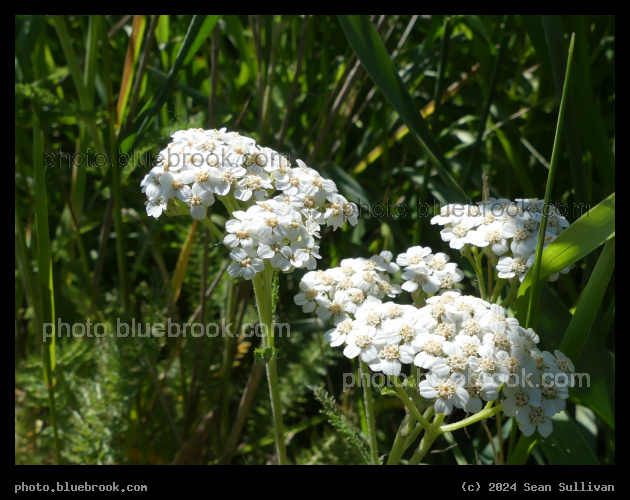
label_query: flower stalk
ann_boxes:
[252,268,288,465]
[387,411,416,465]
[360,360,380,465]
[409,414,445,465]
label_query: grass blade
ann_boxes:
[559,238,615,362]
[116,15,147,133]
[184,15,221,66]
[516,192,615,325]
[525,33,575,329]
[339,15,467,201]
[124,15,221,151]
[100,15,131,313]
[32,117,62,464]
[51,15,106,155]
[539,411,599,464]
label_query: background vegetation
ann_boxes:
[15,14,614,465]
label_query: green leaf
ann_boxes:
[32,117,62,463]
[559,238,615,362]
[254,347,276,365]
[338,15,467,202]
[571,332,615,430]
[537,283,616,430]
[539,411,599,464]
[506,435,536,465]
[380,386,397,396]
[516,193,615,325]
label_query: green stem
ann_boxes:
[220,194,239,216]
[387,412,415,465]
[199,215,224,241]
[500,281,519,308]
[490,278,506,304]
[390,377,431,431]
[472,247,487,300]
[404,407,434,449]
[487,255,494,298]
[360,360,380,465]
[409,414,445,465]
[252,270,287,465]
[355,360,368,435]
[464,250,486,301]
[220,282,237,443]
[440,402,503,433]
[411,289,426,308]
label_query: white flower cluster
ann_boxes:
[294,251,402,323]
[294,247,464,325]
[397,246,464,294]
[297,253,574,436]
[141,128,359,279]
[410,294,574,437]
[431,199,571,282]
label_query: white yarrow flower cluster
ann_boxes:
[397,246,465,294]
[297,250,575,435]
[431,199,571,282]
[294,247,464,335]
[141,128,359,280]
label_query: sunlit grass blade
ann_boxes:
[339,15,467,201]
[116,15,146,134]
[516,192,615,324]
[32,117,62,464]
[184,15,221,65]
[525,33,575,329]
